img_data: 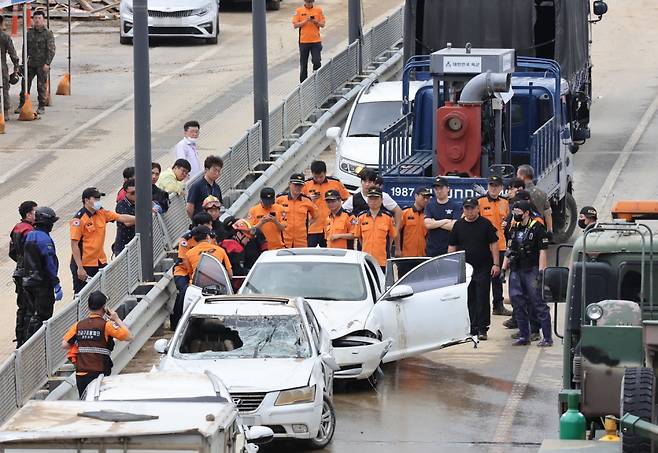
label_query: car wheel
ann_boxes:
[305,396,336,450]
[366,365,383,388]
[120,36,133,45]
[266,0,281,11]
[207,17,219,44]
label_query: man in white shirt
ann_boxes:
[174,120,201,177]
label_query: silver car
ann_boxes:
[120,0,220,45]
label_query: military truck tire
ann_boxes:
[621,367,655,453]
[553,193,577,244]
[266,0,281,11]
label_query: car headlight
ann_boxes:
[339,158,366,176]
[275,385,316,406]
[586,303,603,322]
[195,4,212,15]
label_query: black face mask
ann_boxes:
[513,213,524,222]
[578,219,588,230]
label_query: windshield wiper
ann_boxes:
[253,323,279,358]
[348,133,378,137]
[312,296,340,301]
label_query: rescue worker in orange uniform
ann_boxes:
[62,291,133,397]
[303,160,349,247]
[399,187,432,258]
[171,212,213,330]
[353,188,397,269]
[277,173,318,248]
[184,226,233,280]
[325,189,356,249]
[292,0,325,82]
[248,187,286,250]
[478,176,513,317]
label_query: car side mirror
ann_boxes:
[593,1,608,16]
[246,426,274,445]
[202,284,224,296]
[321,352,340,371]
[154,338,169,354]
[542,267,569,303]
[326,126,341,142]
[387,284,414,300]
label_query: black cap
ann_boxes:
[366,188,383,198]
[260,187,275,202]
[289,173,306,185]
[88,291,108,310]
[514,200,533,212]
[488,175,503,186]
[580,206,597,218]
[82,187,105,201]
[433,177,449,187]
[414,186,432,197]
[325,189,341,201]
[462,197,478,208]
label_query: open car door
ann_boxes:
[369,251,473,363]
[183,253,233,313]
[385,257,431,289]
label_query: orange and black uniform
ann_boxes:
[354,209,397,267]
[171,232,201,330]
[292,5,325,82]
[248,203,286,250]
[399,205,427,257]
[325,209,356,249]
[277,193,317,248]
[303,177,349,247]
[184,241,233,281]
[480,194,510,311]
[69,208,119,293]
[63,314,130,396]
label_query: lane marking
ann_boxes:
[488,347,541,453]
[592,91,658,218]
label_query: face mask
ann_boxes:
[187,137,197,144]
[578,219,588,230]
[513,213,524,222]
[93,200,103,211]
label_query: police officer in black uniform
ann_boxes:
[503,200,553,347]
[9,201,36,347]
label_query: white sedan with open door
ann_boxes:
[185,250,475,384]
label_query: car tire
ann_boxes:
[120,35,133,45]
[621,367,655,453]
[207,17,219,44]
[305,396,336,450]
[266,0,281,11]
[552,192,577,244]
[366,365,383,388]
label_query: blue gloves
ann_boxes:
[54,284,63,301]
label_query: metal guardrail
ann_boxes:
[530,116,560,180]
[0,6,405,424]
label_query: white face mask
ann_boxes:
[93,200,103,211]
[187,137,198,144]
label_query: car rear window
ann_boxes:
[242,262,367,301]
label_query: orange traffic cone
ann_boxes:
[18,94,38,121]
[56,73,71,96]
[0,109,5,134]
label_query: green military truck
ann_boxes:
[542,200,658,452]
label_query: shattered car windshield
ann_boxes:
[176,315,312,359]
[242,262,367,301]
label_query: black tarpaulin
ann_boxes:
[554,0,589,82]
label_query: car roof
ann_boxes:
[255,248,368,265]
[191,295,303,317]
[358,80,430,104]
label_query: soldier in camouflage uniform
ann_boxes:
[17,10,55,115]
[0,15,19,118]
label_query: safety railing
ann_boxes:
[0,6,405,424]
[530,116,560,180]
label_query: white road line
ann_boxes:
[592,91,658,218]
[488,347,542,453]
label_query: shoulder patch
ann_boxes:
[350,218,359,225]
[71,219,81,227]
[180,240,188,247]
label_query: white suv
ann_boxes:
[156,293,338,450]
[119,0,220,45]
[326,80,431,191]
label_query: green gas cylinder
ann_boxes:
[560,391,586,440]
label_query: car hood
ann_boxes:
[306,299,371,340]
[124,0,212,10]
[338,137,381,167]
[159,358,314,392]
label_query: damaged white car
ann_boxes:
[239,249,475,384]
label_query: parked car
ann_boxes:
[155,293,338,450]
[326,80,431,191]
[119,0,220,45]
[0,373,272,453]
[182,250,476,386]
